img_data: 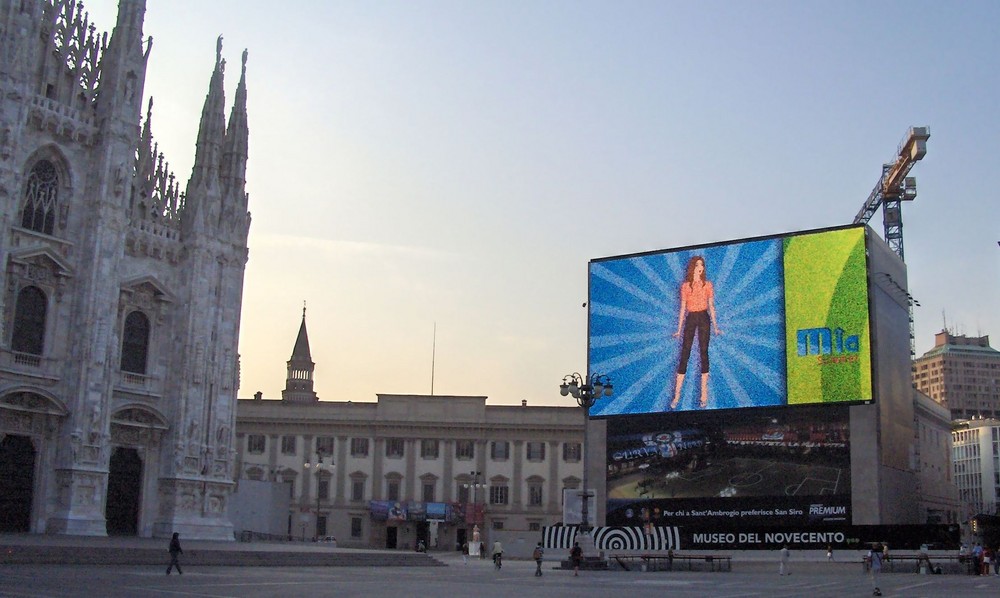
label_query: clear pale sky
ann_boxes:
[84,0,999,405]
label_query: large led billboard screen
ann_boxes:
[605,405,852,528]
[589,225,873,416]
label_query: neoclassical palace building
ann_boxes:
[0,0,250,539]
[234,313,586,550]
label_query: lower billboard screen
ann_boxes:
[605,405,851,527]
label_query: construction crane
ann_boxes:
[854,126,929,358]
[853,126,930,261]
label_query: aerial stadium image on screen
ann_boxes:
[605,405,851,527]
[588,225,873,416]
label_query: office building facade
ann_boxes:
[952,418,1000,517]
[913,332,1000,420]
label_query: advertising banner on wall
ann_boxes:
[605,405,851,527]
[678,524,959,550]
[407,501,427,522]
[426,502,449,521]
[371,500,456,523]
[588,225,872,416]
[541,524,959,551]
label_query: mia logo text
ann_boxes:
[796,327,859,357]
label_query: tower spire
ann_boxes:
[282,305,318,403]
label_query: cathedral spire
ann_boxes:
[184,36,227,233]
[282,305,318,403]
[221,49,249,202]
[95,0,151,125]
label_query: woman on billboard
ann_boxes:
[670,255,721,409]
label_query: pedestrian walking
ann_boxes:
[166,532,183,575]
[532,542,544,576]
[570,541,583,576]
[972,543,983,575]
[462,541,469,565]
[869,543,883,596]
[778,544,790,575]
[826,544,834,561]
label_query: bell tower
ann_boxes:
[282,305,318,403]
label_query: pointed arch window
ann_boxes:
[21,161,59,235]
[12,286,47,355]
[120,310,150,374]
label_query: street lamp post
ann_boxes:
[463,471,485,556]
[560,372,613,537]
[463,471,485,521]
[304,450,333,540]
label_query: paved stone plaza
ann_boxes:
[2,551,999,598]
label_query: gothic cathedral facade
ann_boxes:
[0,0,250,539]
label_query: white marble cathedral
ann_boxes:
[0,0,250,539]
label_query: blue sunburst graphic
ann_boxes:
[589,238,786,416]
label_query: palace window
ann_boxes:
[351,437,369,457]
[526,441,546,461]
[420,439,439,459]
[563,442,582,462]
[387,480,400,501]
[489,483,509,505]
[351,478,366,502]
[529,483,544,506]
[281,436,296,455]
[385,438,404,458]
[455,440,474,460]
[491,441,509,460]
[315,436,334,456]
[247,434,265,454]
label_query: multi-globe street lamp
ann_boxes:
[560,372,613,535]
[463,470,485,524]
[303,450,333,540]
[463,470,486,557]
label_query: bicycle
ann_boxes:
[493,552,503,570]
